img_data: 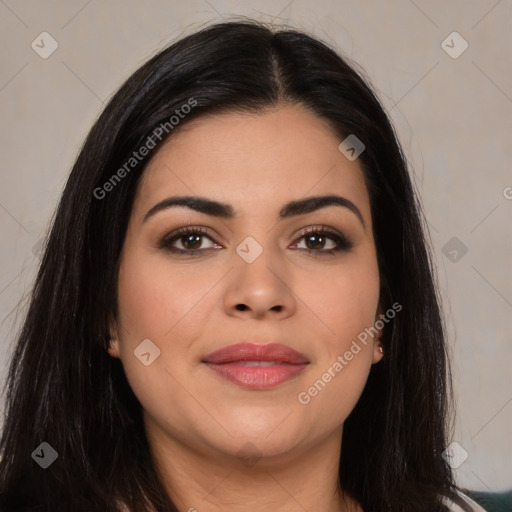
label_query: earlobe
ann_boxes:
[107,340,120,358]
[373,303,385,364]
[372,341,384,364]
[107,314,120,358]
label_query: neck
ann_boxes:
[144,416,362,512]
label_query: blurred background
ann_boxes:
[0,0,511,493]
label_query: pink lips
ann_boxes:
[202,343,310,390]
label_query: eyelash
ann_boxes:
[158,225,353,257]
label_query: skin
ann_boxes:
[109,103,384,512]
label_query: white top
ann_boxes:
[446,490,487,511]
[113,490,489,512]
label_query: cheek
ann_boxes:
[297,348,371,438]
[113,254,211,397]
[116,254,198,343]
[116,268,167,342]
[299,256,380,347]
[114,258,187,420]
[293,255,379,424]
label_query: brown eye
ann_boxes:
[159,227,221,255]
[179,233,203,250]
[303,232,332,250]
[292,226,353,256]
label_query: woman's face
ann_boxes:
[110,103,383,465]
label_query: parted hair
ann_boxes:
[0,19,473,512]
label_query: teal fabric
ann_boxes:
[466,489,512,512]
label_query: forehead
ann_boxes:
[134,103,371,222]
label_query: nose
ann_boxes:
[223,247,297,321]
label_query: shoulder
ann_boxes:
[444,490,488,512]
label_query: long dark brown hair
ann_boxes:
[0,19,473,512]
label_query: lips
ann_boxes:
[203,343,310,365]
[202,343,310,389]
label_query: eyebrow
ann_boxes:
[143,194,365,227]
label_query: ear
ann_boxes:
[107,313,121,359]
[372,303,385,364]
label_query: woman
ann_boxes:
[0,19,487,512]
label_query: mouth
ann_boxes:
[202,343,310,390]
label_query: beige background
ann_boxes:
[1,0,511,493]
